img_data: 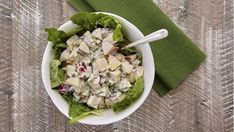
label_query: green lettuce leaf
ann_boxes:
[56,43,67,48]
[45,28,69,59]
[66,25,84,37]
[45,26,83,43]
[52,43,67,59]
[70,12,104,31]
[121,47,138,56]
[69,109,103,125]
[45,28,67,44]
[50,59,65,88]
[112,76,144,112]
[113,24,123,41]
[68,100,91,118]
[63,94,103,125]
[96,15,117,28]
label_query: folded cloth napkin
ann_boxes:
[68,0,206,96]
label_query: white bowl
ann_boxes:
[41,12,155,125]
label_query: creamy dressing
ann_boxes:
[60,28,143,109]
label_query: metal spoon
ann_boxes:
[124,29,168,48]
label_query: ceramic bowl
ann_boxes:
[42,12,155,125]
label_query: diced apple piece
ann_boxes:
[60,49,70,61]
[78,42,90,54]
[83,31,92,37]
[92,28,103,40]
[102,41,115,55]
[81,86,90,96]
[79,96,89,103]
[125,54,137,63]
[87,95,104,109]
[87,75,100,89]
[103,32,116,44]
[93,50,105,60]
[80,56,91,65]
[69,47,78,59]
[84,36,95,47]
[96,58,109,71]
[73,91,81,101]
[91,61,99,74]
[109,70,121,83]
[118,78,132,92]
[128,66,144,82]
[105,92,126,106]
[65,78,83,88]
[128,72,136,83]
[108,55,121,70]
[101,28,110,38]
[115,53,125,61]
[64,65,77,78]
[86,66,92,73]
[121,62,133,74]
[135,66,144,79]
[88,81,100,89]
[95,86,109,97]
[66,35,79,47]
[96,39,101,44]
[132,59,141,67]
[84,32,94,41]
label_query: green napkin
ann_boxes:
[68,0,206,96]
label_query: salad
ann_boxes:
[45,12,144,124]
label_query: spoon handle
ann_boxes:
[124,29,168,48]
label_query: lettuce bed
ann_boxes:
[45,12,144,125]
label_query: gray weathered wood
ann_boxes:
[0,0,233,131]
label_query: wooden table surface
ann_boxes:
[0,0,233,131]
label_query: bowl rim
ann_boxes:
[41,12,155,125]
